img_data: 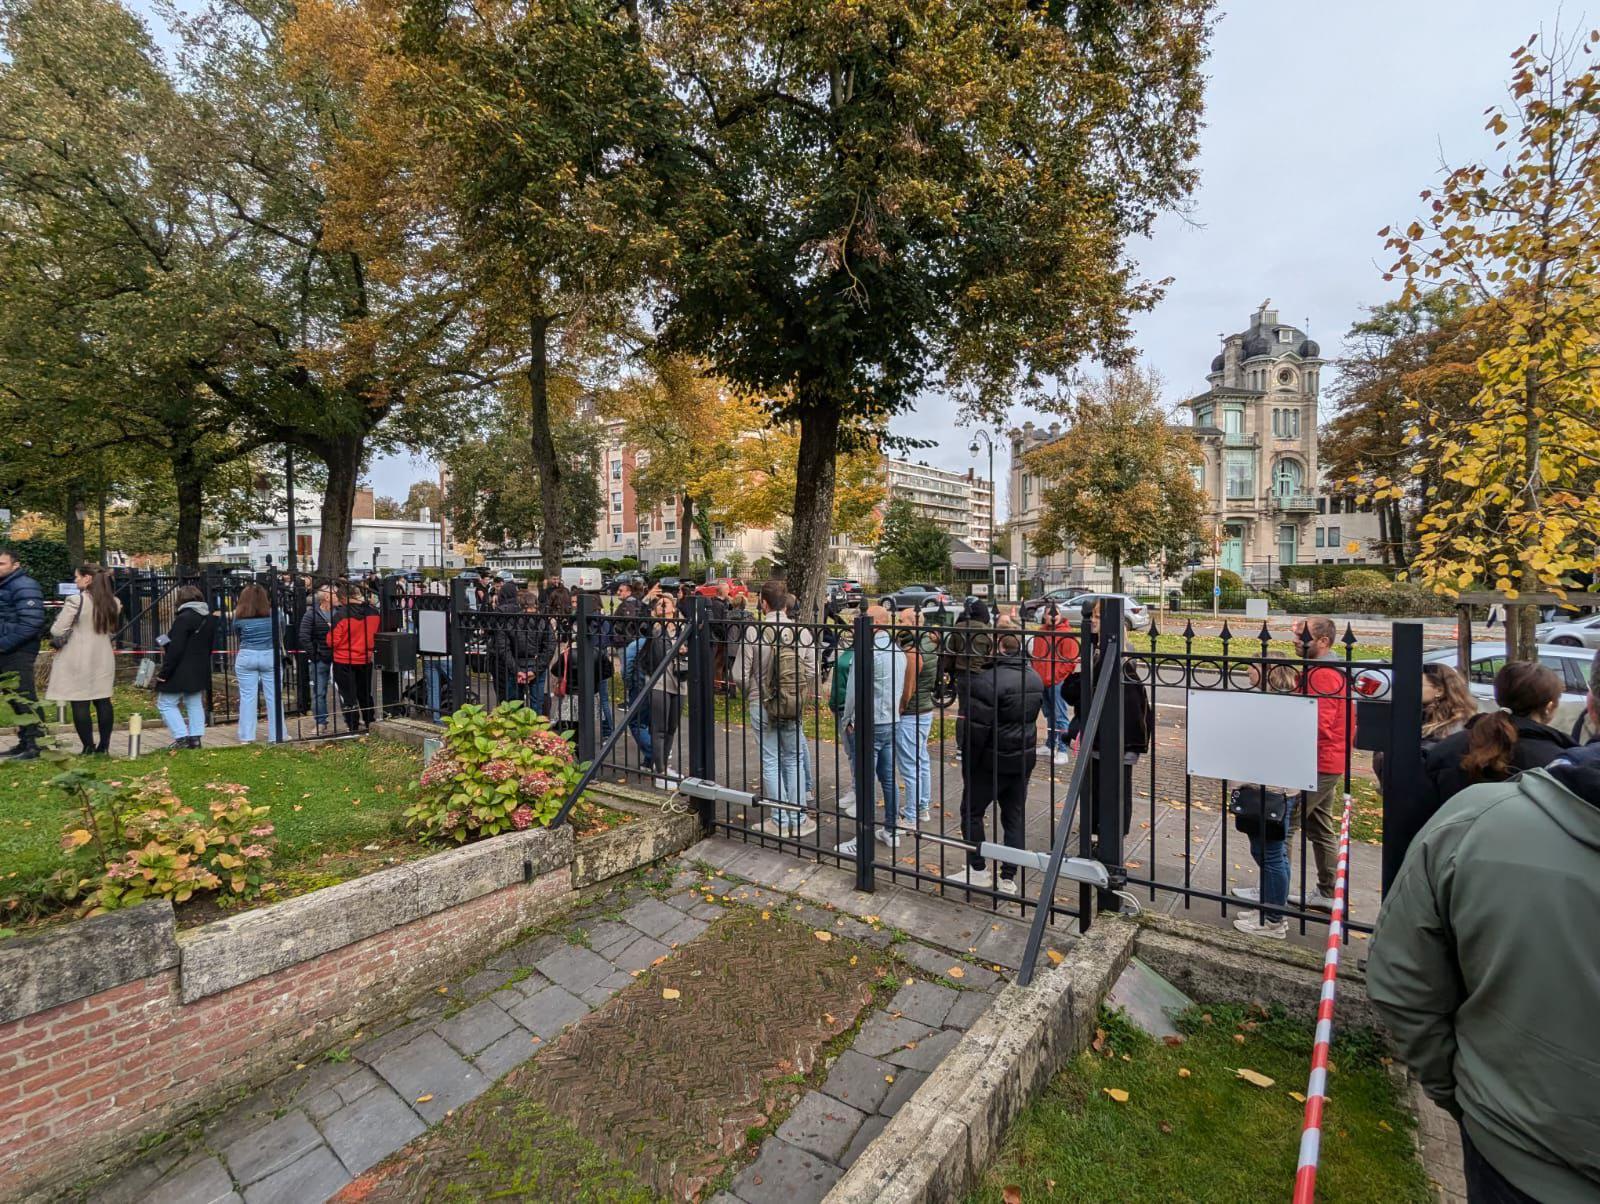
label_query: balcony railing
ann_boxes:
[1272,492,1317,512]
[1222,431,1259,448]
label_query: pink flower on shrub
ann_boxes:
[419,756,461,789]
[240,844,269,859]
[524,731,574,761]
[510,805,535,830]
[481,758,516,783]
[248,824,274,837]
[517,770,563,798]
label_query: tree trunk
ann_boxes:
[679,495,694,577]
[1511,362,1542,663]
[527,312,564,581]
[1110,549,1122,595]
[315,432,363,579]
[788,402,841,618]
[62,485,85,568]
[172,452,205,573]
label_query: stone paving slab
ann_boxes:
[241,1146,349,1204]
[433,997,516,1056]
[223,1112,321,1186]
[776,1092,868,1164]
[319,1087,425,1177]
[369,1032,488,1125]
[503,983,589,1039]
[149,1157,238,1204]
[728,1138,842,1204]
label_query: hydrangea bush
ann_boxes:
[404,702,583,844]
[51,769,276,915]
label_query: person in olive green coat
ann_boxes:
[1367,695,1600,1204]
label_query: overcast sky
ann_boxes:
[129,0,1568,515]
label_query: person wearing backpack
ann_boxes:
[747,578,816,838]
[836,605,909,856]
[826,618,859,811]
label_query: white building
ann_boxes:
[883,458,993,548]
[209,488,461,572]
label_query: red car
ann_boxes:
[695,577,749,601]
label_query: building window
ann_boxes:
[610,459,622,480]
[1224,450,1254,499]
[1278,524,1297,566]
[1195,404,1213,427]
[611,524,622,543]
[1190,464,1205,490]
[1273,459,1303,498]
[611,491,623,513]
[713,523,726,540]
[402,531,416,546]
[1316,497,1327,515]
[1315,528,1325,548]
[1278,328,1294,343]
[1328,525,1341,547]
[664,520,675,538]
[1222,406,1243,434]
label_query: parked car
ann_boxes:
[606,572,647,595]
[827,578,864,604]
[1416,642,1595,732]
[1020,591,1151,632]
[695,577,750,601]
[655,576,682,594]
[560,566,603,592]
[1535,613,1600,649]
[879,584,953,613]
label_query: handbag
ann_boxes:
[1229,785,1295,841]
[49,595,83,652]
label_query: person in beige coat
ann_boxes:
[45,566,121,755]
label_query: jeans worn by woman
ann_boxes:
[156,691,206,743]
[235,648,279,743]
[1247,795,1296,923]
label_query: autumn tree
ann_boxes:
[650,0,1213,611]
[373,496,404,519]
[1321,289,1490,566]
[1381,30,1600,659]
[604,357,756,572]
[354,0,677,580]
[1026,367,1205,593]
[401,481,443,521]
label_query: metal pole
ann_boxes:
[286,445,297,576]
[1382,621,1426,892]
[576,591,598,762]
[448,577,471,713]
[1212,523,1221,617]
[851,610,876,893]
[987,435,995,602]
[1093,597,1126,916]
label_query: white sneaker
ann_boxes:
[653,777,669,790]
[945,866,994,888]
[836,792,856,819]
[917,805,931,823]
[795,816,818,838]
[836,837,859,856]
[1230,884,1260,903]
[996,877,1020,897]
[1302,890,1336,912]
[875,827,902,848]
[1234,913,1287,940]
[1051,748,1071,766]
[758,816,814,838]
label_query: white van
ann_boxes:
[561,566,602,593]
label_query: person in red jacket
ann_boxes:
[1299,616,1352,910]
[327,583,380,733]
[1028,603,1080,765]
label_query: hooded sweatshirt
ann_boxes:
[1367,744,1600,1202]
[157,600,216,695]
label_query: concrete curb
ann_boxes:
[825,919,1137,1203]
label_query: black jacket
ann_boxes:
[1421,714,1577,819]
[0,568,45,655]
[493,609,553,676]
[957,650,1045,775]
[609,597,644,647]
[157,603,216,695]
[297,606,334,664]
[1063,668,1152,757]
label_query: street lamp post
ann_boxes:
[969,429,996,601]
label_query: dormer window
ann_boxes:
[1277,329,1294,343]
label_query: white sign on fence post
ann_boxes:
[417,610,449,656]
[1186,691,1319,791]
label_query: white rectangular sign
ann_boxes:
[1185,690,1320,792]
[417,610,449,656]
[1245,598,1268,620]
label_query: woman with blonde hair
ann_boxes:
[45,565,121,755]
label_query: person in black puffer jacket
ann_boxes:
[0,547,47,757]
[947,624,1043,896]
[1421,661,1574,820]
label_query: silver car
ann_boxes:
[1421,642,1596,733]
[1534,613,1600,649]
[1021,591,1152,631]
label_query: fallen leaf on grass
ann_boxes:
[761,910,771,920]
[415,1094,433,1103]
[1160,1122,1173,1133]
[1091,1027,1107,1052]
[1178,1068,1191,1078]
[662,988,681,1000]
[813,930,833,942]
[848,956,858,966]
[1003,1187,1023,1204]
[1103,1088,1130,1103]
[1289,1091,1307,1103]
[1162,1035,1185,1047]
[1234,1068,1275,1088]
[1378,1120,1393,1132]
[1233,1034,1246,1044]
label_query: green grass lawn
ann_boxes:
[968,1004,1429,1204]
[0,739,427,928]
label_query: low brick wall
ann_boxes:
[0,807,699,1202]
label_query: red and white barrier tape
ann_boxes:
[1291,790,1354,1204]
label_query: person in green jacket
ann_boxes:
[1367,686,1600,1204]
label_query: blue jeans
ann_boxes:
[752,701,805,833]
[309,660,332,728]
[858,721,901,834]
[425,660,445,721]
[598,682,613,740]
[235,648,279,743]
[1043,683,1071,750]
[1249,828,1291,923]
[895,710,933,820]
[156,691,205,742]
[831,706,859,799]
